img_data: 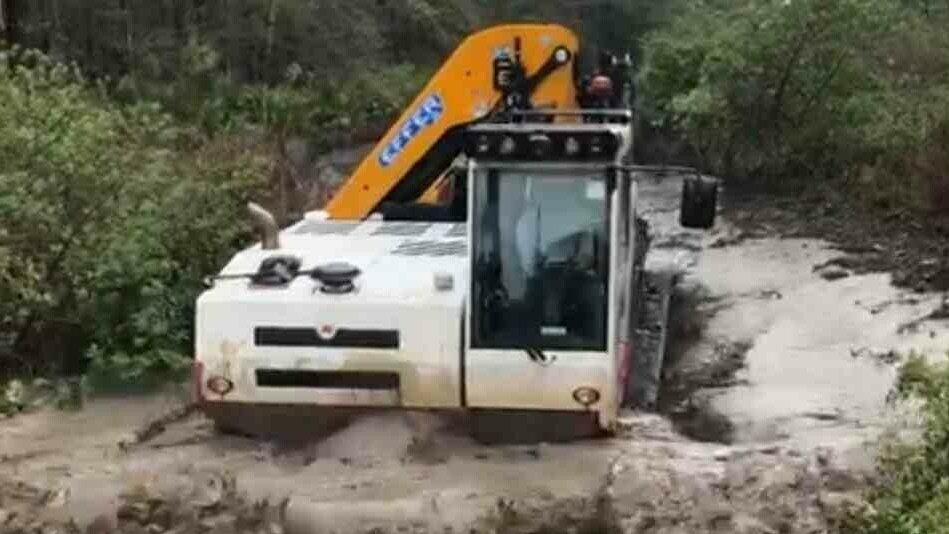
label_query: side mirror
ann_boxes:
[680,175,718,229]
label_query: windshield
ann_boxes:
[471,167,610,352]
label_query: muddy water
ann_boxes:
[2,172,946,532]
[636,174,949,460]
[694,239,949,447]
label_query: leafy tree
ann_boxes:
[638,0,949,214]
[0,49,268,384]
[638,0,898,180]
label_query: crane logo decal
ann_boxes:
[379,93,445,168]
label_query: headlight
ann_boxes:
[572,386,601,406]
[529,133,552,158]
[499,136,518,156]
[206,376,234,396]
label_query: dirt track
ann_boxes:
[2,175,949,533]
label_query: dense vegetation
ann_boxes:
[0,1,682,146]
[851,355,949,534]
[0,50,271,389]
[638,0,949,213]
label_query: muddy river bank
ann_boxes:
[2,174,948,534]
[0,410,874,534]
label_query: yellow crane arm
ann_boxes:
[323,24,581,220]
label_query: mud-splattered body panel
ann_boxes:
[195,218,467,408]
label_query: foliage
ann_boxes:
[853,353,949,534]
[639,0,900,180]
[4,1,683,138]
[197,62,430,147]
[1,377,82,416]
[638,0,949,212]
[6,0,680,82]
[0,49,268,386]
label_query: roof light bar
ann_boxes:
[499,136,517,156]
[463,130,621,162]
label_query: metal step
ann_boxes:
[627,269,676,410]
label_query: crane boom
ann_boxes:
[323,24,582,220]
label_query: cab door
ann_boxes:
[463,163,618,412]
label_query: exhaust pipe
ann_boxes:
[247,202,280,250]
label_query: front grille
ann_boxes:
[254,327,400,349]
[255,370,399,390]
[293,221,361,235]
[391,239,466,257]
[370,222,432,236]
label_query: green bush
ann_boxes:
[0,46,426,390]
[854,353,949,534]
[638,0,900,180]
[637,0,949,206]
[0,49,268,387]
[198,62,429,147]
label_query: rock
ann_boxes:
[823,467,864,493]
[709,233,746,249]
[44,487,70,508]
[818,491,860,513]
[851,347,901,365]
[150,503,174,529]
[192,475,227,509]
[759,464,800,491]
[0,509,13,525]
[803,411,842,422]
[755,445,781,456]
[702,505,733,529]
[819,266,851,281]
[117,502,152,524]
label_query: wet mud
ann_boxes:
[3,173,948,533]
[722,179,949,293]
[0,408,875,534]
[638,174,949,454]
